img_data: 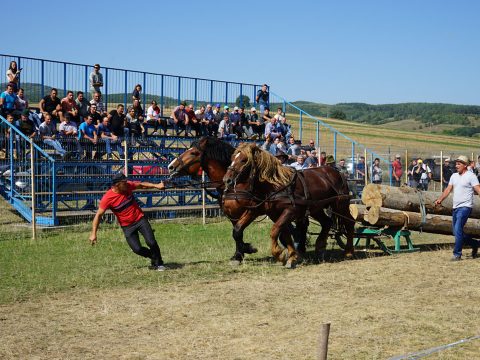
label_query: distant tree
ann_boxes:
[330,109,347,120]
[235,95,251,108]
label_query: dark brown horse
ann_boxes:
[223,143,355,262]
[168,137,307,267]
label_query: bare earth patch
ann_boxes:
[1,248,479,360]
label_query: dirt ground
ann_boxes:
[1,247,480,360]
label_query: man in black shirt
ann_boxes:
[39,88,62,124]
[16,109,37,157]
[108,104,128,138]
[255,84,269,115]
[87,104,103,126]
[442,158,454,190]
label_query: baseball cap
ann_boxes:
[251,107,256,112]
[395,154,401,158]
[215,103,220,108]
[444,158,450,162]
[112,173,127,185]
[22,109,30,116]
[224,105,229,110]
[234,106,239,111]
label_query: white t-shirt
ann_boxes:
[449,171,479,208]
[146,105,159,121]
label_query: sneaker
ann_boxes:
[149,264,166,271]
[451,255,462,261]
[152,131,159,136]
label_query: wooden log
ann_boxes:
[363,206,480,236]
[361,184,480,219]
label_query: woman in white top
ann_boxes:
[6,61,21,92]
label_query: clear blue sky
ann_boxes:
[12,0,480,105]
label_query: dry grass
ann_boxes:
[1,220,479,359]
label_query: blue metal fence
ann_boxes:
[1,54,261,113]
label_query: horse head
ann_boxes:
[168,137,209,178]
[223,143,260,189]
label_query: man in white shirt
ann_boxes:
[435,155,480,261]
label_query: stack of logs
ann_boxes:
[349,184,480,236]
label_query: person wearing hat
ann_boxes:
[435,155,480,261]
[89,64,103,98]
[325,155,336,166]
[247,107,262,139]
[392,154,403,187]
[89,173,168,271]
[412,157,432,191]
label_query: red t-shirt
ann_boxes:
[99,181,144,227]
[392,160,403,178]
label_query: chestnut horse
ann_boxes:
[224,143,355,261]
[168,137,308,267]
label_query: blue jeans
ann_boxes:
[452,207,479,257]
[44,138,66,156]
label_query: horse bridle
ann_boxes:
[171,147,202,176]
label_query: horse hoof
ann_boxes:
[345,252,354,260]
[285,260,297,269]
[230,259,242,266]
[243,243,258,254]
[278,249,288,264]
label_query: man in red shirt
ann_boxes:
[392,154,403,187]
[89,173,167,271]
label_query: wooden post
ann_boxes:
[317,323,331,360]
[364,148,368,186]
[124,140,128,176]
[440,150,443,191]
[202,170,206,226]
[404,149,408,184]
[30,140,36,240]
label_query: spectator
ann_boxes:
[356,156,365,179]
[185,104,199,137]
[391,154,403,187]
[255,84,269,114]
[108,104,129,139]
[87,103,103,126]
[204,104,218,137]
[170,102,188,136]
[0,84,17,118]
[262,134,278,156]
[195,105,208,136]
[371,158,382,184]
[6,60,21,93]
[287,137,301,162]
[39,113,67,158]
[218,113,236,140]
[15,88,28,113]
[15,110,37,158]
[2,114,15,159]
[146,100,165,136]
[220,105,230,123]
[337,159,349,178]
[89,91,106,116]
[289,154,308,170]
[476,156,480,177]
[325,155,336,167]
[264,115,281,140]
[132,84,142,103]
[78,114,98,159]
[442,158,454,190]
[413,158,431,191]
[89,64,103,97]
[319,151,327,166]
[303,139,316,157]
[126,106,145,145]
[98,116,123,160]
[59,113,82,157]
[261,107,272,125]
[277,115,292,139]
[435,155,480,261]
[39,88,62,125]
[61,91,79,123]
[75,91,90,120]
[247,107,262,139]
[407,159,417,188]
[305,149,318,168]
[229,106,243,138]
[273,107,285,123]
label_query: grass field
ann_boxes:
[1,202,480,359]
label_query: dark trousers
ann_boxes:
[122,217,163,266]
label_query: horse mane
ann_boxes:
[235,143,294,189]
[192,136,235,169]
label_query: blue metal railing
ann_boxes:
[1,54,262,111]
